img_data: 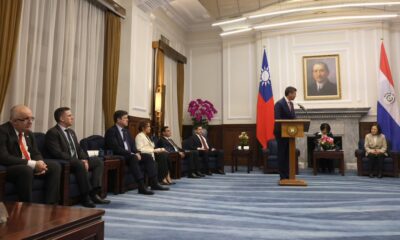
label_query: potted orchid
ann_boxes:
[188,99,217,129]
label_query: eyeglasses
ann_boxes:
[16,117,35,123]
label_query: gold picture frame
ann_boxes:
[303,54,341,100]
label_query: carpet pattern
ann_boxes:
[101,171,400,240]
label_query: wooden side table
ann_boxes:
[168,152,182,179]
[231,149,253,173]
[313,150,345,176]
[102,157,121,198]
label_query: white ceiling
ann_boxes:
[135,0,400,32]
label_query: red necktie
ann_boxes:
[198,135,209,150]
[18,132,31,160]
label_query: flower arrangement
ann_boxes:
[319,135,335,150]
[238,132,249,146]
[188,99,217,128]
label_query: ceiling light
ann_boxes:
[212,17,247,27]
[249,2,400,19]
[253,14,398,30]
[220,28,252,36]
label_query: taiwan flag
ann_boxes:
[377,42,400,151]
[256,49,275,149]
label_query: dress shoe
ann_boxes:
[168,181,176,185]
[204,171,212,176]
[90,194,111,204]
[214,169,226,175]
[369,174,374,178]
[138,186,154,195]
[81,197,96,208]
[195,172,205,177]
[188,173,200,178]
[151,183,169,191]
[377,174,383,178]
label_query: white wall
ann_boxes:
[185,21,400,125]
[116,2,188,120]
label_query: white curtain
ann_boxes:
[0,0,105,138]
[164,56,181,146]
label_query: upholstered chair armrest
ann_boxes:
[0,164,6,201]
[355,149,365,158]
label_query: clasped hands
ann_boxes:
[34,160,48,175]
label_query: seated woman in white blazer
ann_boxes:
[135,121,173,185]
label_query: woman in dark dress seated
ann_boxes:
[315,123,335,173]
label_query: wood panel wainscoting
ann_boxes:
[182,124,263,168]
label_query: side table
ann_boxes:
[231,149,253,173]
[313,150,345,176]
[102,157,121,198]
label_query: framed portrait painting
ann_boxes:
[303,54,341,100]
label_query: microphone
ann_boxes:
[297,103,308,118]
[297,103,306,111]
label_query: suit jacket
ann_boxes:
[157,136,183,153]
[364,133,388,156]
[274,97,296,138]
[307,80,337,96]
[135,132,157,157]
[45,125,88,161]
[0,122,42,166]
[104,125,139,156]
[185,134,213,150]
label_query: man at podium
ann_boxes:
[274,86,297,180]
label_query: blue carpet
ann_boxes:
[100,170,400,240]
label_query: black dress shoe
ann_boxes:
[188,173,200,178]
[151,183,169,191]
[377,174,383,178]
[215,169,225,175]
[81,197,96,208]
[91,194,111,204]
[195,172,205,177]
[169,181,176,185]
[369,174,374,178]
[204,171,212,176]
[138,187,154,195]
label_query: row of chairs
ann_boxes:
[262,139,399,177]
[0,133,220,205]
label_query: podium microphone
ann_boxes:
[297,103,308,118]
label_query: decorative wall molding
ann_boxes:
[295,107,370,119]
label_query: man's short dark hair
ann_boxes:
[193,124,202,130]
[113,110,128,123]
[313,62,329,73]
[161,126,169,133]
[54,107,70,123]
[285,86,297,96]
[138,120,150,132]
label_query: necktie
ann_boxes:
[168,138,179,151]
[18,132,31,160]
[65,129,77,159]
[198,134,209,150]
[289,101,294,112]
[122,129,131,152]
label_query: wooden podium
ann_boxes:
[276,119,310,186]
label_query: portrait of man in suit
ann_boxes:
[303,55,341,100]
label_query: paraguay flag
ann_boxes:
[256,49,275,149]
[377,42,400,151]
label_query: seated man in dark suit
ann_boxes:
[0,105,61,204]
[45,107,110,208]
[185,125,225,175]
[157,126,204,178]
[104,110,168,195]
